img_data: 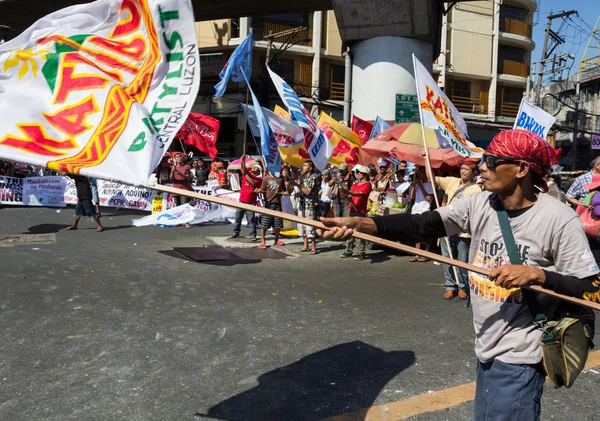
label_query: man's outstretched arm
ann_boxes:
[319,211,446,243]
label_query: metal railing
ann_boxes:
[501,18,533,38]
[258,23,312,46]
[329,82,345,100]
[449,95,487,114]
[500,99,520,118]
[502,60,529,78]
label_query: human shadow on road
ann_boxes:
[158,250,263,266]
[194,341,415,421]
[24,223,70,234]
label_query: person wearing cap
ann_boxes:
[329,163,355,218]
[230,155,262,241]
[566,156,600,206]
[320,130,600,421]
[435,160,482,300]
[339,165,373,260]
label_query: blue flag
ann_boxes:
[241,71,281,176]
[369,116,391,139]
[214,33,253,99]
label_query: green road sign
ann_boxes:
[395,94,420,124]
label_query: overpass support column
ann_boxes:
[332,0,442,121]
[351,37,433,121]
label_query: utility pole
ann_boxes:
[572,73,581,169]
[265,30,273,64]
[535,10,577,106]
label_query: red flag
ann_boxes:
[176,112,220,159]
[351,115,374,144]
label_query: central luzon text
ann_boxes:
[129,4,198,153]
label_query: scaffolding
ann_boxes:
[580,16,600,83]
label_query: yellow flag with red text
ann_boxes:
[317,112,362,168]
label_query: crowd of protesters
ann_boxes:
[151,151,600,270]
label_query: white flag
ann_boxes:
[413,55,483,158]
[242,104,304,146]
[513,99,556,140]
[266,65,333,170]
[0,0,200,186]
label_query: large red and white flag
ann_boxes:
[351,115,373,144]
[0,0,200,186]
[177,113,221,159]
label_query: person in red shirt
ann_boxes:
[230,155,262,241]
[340,165,372,260]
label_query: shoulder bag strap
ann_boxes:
[496,209,547,326]
[448,182,475,205]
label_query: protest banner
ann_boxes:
[0,0,199,186]
[63,178,79,205]
[318,112,362,168]
[133,203,224,227]
[513,99,556,140]
[0,176,24,205]
[22,176,68,207]
[97,180,155,211]
[413,55,483,158]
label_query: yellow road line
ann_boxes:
[324,349,600,421]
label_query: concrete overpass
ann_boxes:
[0,0,448,120]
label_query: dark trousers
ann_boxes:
[332,198,349,218]
[233,208,257,238]
[473,359,545,421]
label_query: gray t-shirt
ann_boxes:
[437,192,599,364]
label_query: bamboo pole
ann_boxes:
[149,183,600,312]
[242,84,250,156]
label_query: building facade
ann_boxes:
[434,0,536,146]
[191,1,538,157]
[542,73,600,169]
[191,12,345,157]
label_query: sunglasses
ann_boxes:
[481,154,533,170]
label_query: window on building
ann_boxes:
[500,5,526,22]
[260,57,294,81]
[498,45,527,75]
[498,86,524,118]
[297,63,313,97]
[502,87,524,103]
[329,65,345,100]
[253,13,311,45]
[449,79,471,98]
[230,18,240,38]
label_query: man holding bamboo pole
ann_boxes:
[320,130,600,421]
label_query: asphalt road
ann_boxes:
[1,207,599,421]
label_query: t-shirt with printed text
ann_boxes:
[436,192,599,364]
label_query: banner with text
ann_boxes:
[0,0,200,186]
[513,99,556,140]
